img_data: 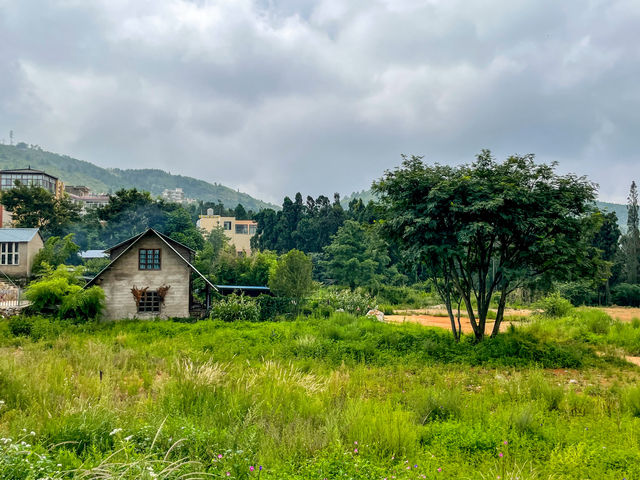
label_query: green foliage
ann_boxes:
[24,265,104,321]
[556,281,599,306]
[7,316,33,336]
[373,151,598,341]
[310,288,375,316]
[82,257,110,276]
[256,295,294,321]
[0,182,81,237]
[535,293,574,318]
[611,283,640,307]
[31,233,80,275]
[269,250,314,300]
[210,295,260,322]
[321,220,405,291]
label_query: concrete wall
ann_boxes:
[93,235,191,320]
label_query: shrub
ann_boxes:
[256,295,294,321]
[612,283,640,307]
[536,293,573,318]
[25,265,105,321]
[556,281,599,306]
[8,316,33,336]
[210,295,260,322]
[311,289,375,316]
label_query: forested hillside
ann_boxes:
[0,144,276,210]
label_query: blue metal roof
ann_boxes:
[79,249,108,259]
[0,228,41,242]
[215,285,270,290]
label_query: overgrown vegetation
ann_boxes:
[0,309,639,478]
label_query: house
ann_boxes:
[65,185,110,214]
[86,228,217,320]
[0,228,44,278]
[0,167,66,227]
[196,209,257,254]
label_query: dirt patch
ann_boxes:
[601,307,640,323]
[386,314,511,335]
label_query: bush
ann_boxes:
[612,283,640,307]
[311,289,375,316]
[556,281,599,306]
[256,295,294,321]
[536,293,574,318]
[210,295,260,322]
[25,265,105,321]
[8,316,33,336]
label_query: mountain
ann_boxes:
[341,188,628,231]
[0,144,277,211]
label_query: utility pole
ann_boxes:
[9,130,13,146]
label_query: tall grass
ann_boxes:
[0,312,639,478]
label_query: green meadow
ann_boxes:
[1,310,640,479]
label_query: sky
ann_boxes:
[1,0,639,204]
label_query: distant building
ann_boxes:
[0,228,44,278]
[65,185,110,214]
[0,167,65,227]
[197,209,257,255]
[161,188,185,203]
[79,249,109,260]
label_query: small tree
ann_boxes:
[623,181,640,284]
[269,249,314,305]
[32,234,81,275]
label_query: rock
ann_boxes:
[366,309,385,322]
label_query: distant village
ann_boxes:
[0,166,259,319]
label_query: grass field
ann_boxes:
[1,310,640,479]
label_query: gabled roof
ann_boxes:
[104,229,195,254]
[0,228,42,243]
[85,228,216,291]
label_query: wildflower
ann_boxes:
[249,466,255,472]
[354,448,358,453]
[218,454,223,459]
[503,440,508,445]
[124,435,133,441]
[354,441,358,445]
[414,465,418,468]
[437,468,442,472]
[498,452,504,458]
[259,466,262,471]
[30,431,35,436]
[109,428,122,436]
[226,473,230,477]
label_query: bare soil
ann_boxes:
[601,307,640,322]
[385,313,512,334]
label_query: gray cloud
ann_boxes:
[0,0,638,204]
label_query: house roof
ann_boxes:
[85,228,217,291]
[104,229,195,254]
[0,167,58,179]
[0,228,42,243]
[79,249,109,259]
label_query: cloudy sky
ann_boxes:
[1,0,639,204]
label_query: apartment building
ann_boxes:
[196,209,257,254]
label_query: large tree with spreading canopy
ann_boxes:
[373,150,598,341]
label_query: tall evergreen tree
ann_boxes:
[624,181,640,283]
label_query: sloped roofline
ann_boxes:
[104,229,195,254]
[85,228,216,291]
[0,227,43,243]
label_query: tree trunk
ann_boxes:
[491,287,509,337]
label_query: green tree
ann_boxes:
[623,181,640,284]
[373,151,597,341]
[0,182,81,236]
[269,250,314,303]
[322,220,403,291]
[31,234,81,275]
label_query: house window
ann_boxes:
[223,221,232,230]
[139,249,161,270]
[0,243,19,265]
[235,224,248,234]
[138,291,161,313]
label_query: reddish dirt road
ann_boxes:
[385,313,511,334]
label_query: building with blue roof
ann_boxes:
[0,228,44,278]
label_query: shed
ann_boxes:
[86,229,217,320]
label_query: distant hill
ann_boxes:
[342,188,629,231]
[0,144,277,211]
